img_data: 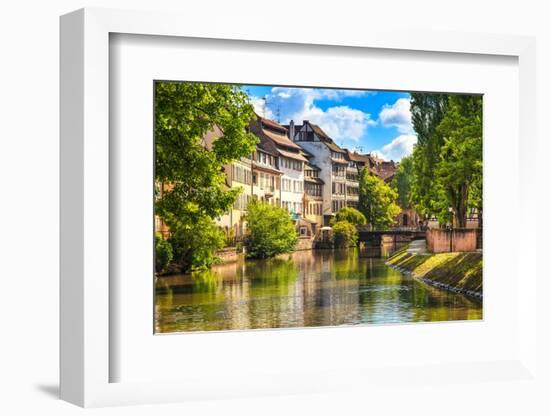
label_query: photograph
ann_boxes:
[153,81,483,333]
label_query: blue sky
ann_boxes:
[242,85,417,161]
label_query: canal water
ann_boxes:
[155,247,482,333]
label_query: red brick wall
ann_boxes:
[427,228,478,253]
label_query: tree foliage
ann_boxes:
[435,95,482,227]
[155,81,258,226]
[409,93,448,217]
[168,216,226,272]
[392,155,414,208]
[332,207,367,226]
[358,170,400,230]
[409,93,482,228]
[332,220,358,248]
[154,81,258,271]
[246,200,298,259]
[155,233,173,273]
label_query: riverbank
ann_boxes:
[386,241,482,300]
[156,247,482,332]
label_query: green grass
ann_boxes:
[387,248,482,293]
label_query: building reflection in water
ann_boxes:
[155,246,482,333]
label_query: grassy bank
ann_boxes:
[387,246,482,295]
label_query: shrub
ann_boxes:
[332,220,358,248]
[332,207,367,225]
[169,215,225,272]
[155,233,173,273]
[246,200,298,259]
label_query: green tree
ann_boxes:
[409,93,448,218]
[154,81,258,270]
[169,216,225,272]
[358,169,400,230]
[409,93,482,227]
[155,233,173,273]
[391,155,414,208]
[332,207,367,225]
[246,200,298,259]
[435,95,482,227]
[332,220,358,248]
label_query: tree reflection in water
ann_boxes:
[155,247,482,333]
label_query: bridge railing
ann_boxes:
[356,226,425,233]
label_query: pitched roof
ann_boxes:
[345,149,372,164]
[260,117,288,134]
[251,116,302,151]
[373,161,398,181]
[262,128,302,150]
[201,125,224,151]
[306,122,346,153]
[277,148,308,162]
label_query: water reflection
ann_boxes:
[155,247,482,333]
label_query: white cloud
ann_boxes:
[378,97,413,134]
[250,96,274,120]
[307,105,374,143]
[373,134,417,161]
[250,87,374,145]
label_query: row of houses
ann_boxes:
[216,115,400,241]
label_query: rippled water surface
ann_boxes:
[155,248,482,333]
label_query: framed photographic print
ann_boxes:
[152,81,483,335]
[60,7,540,409]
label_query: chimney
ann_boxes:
[289,120,295,141]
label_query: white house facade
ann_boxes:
[288,120,349,226]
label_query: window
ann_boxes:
[332,182,345,195]
[282,178,292,192]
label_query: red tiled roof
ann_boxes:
[373,161,397,180]
[345,149,373,164]
[260,116,288,134]
[262,128,302,150]
[251,115,302,150]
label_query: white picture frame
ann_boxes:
[60,7,539,408]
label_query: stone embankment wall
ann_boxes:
[296,237,314,251]
[215,247,238,263]
[386,247,483,300]
[427,228,478,253]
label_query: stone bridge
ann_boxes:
[356,227,426,245]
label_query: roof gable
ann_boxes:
[305,121,346,153]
